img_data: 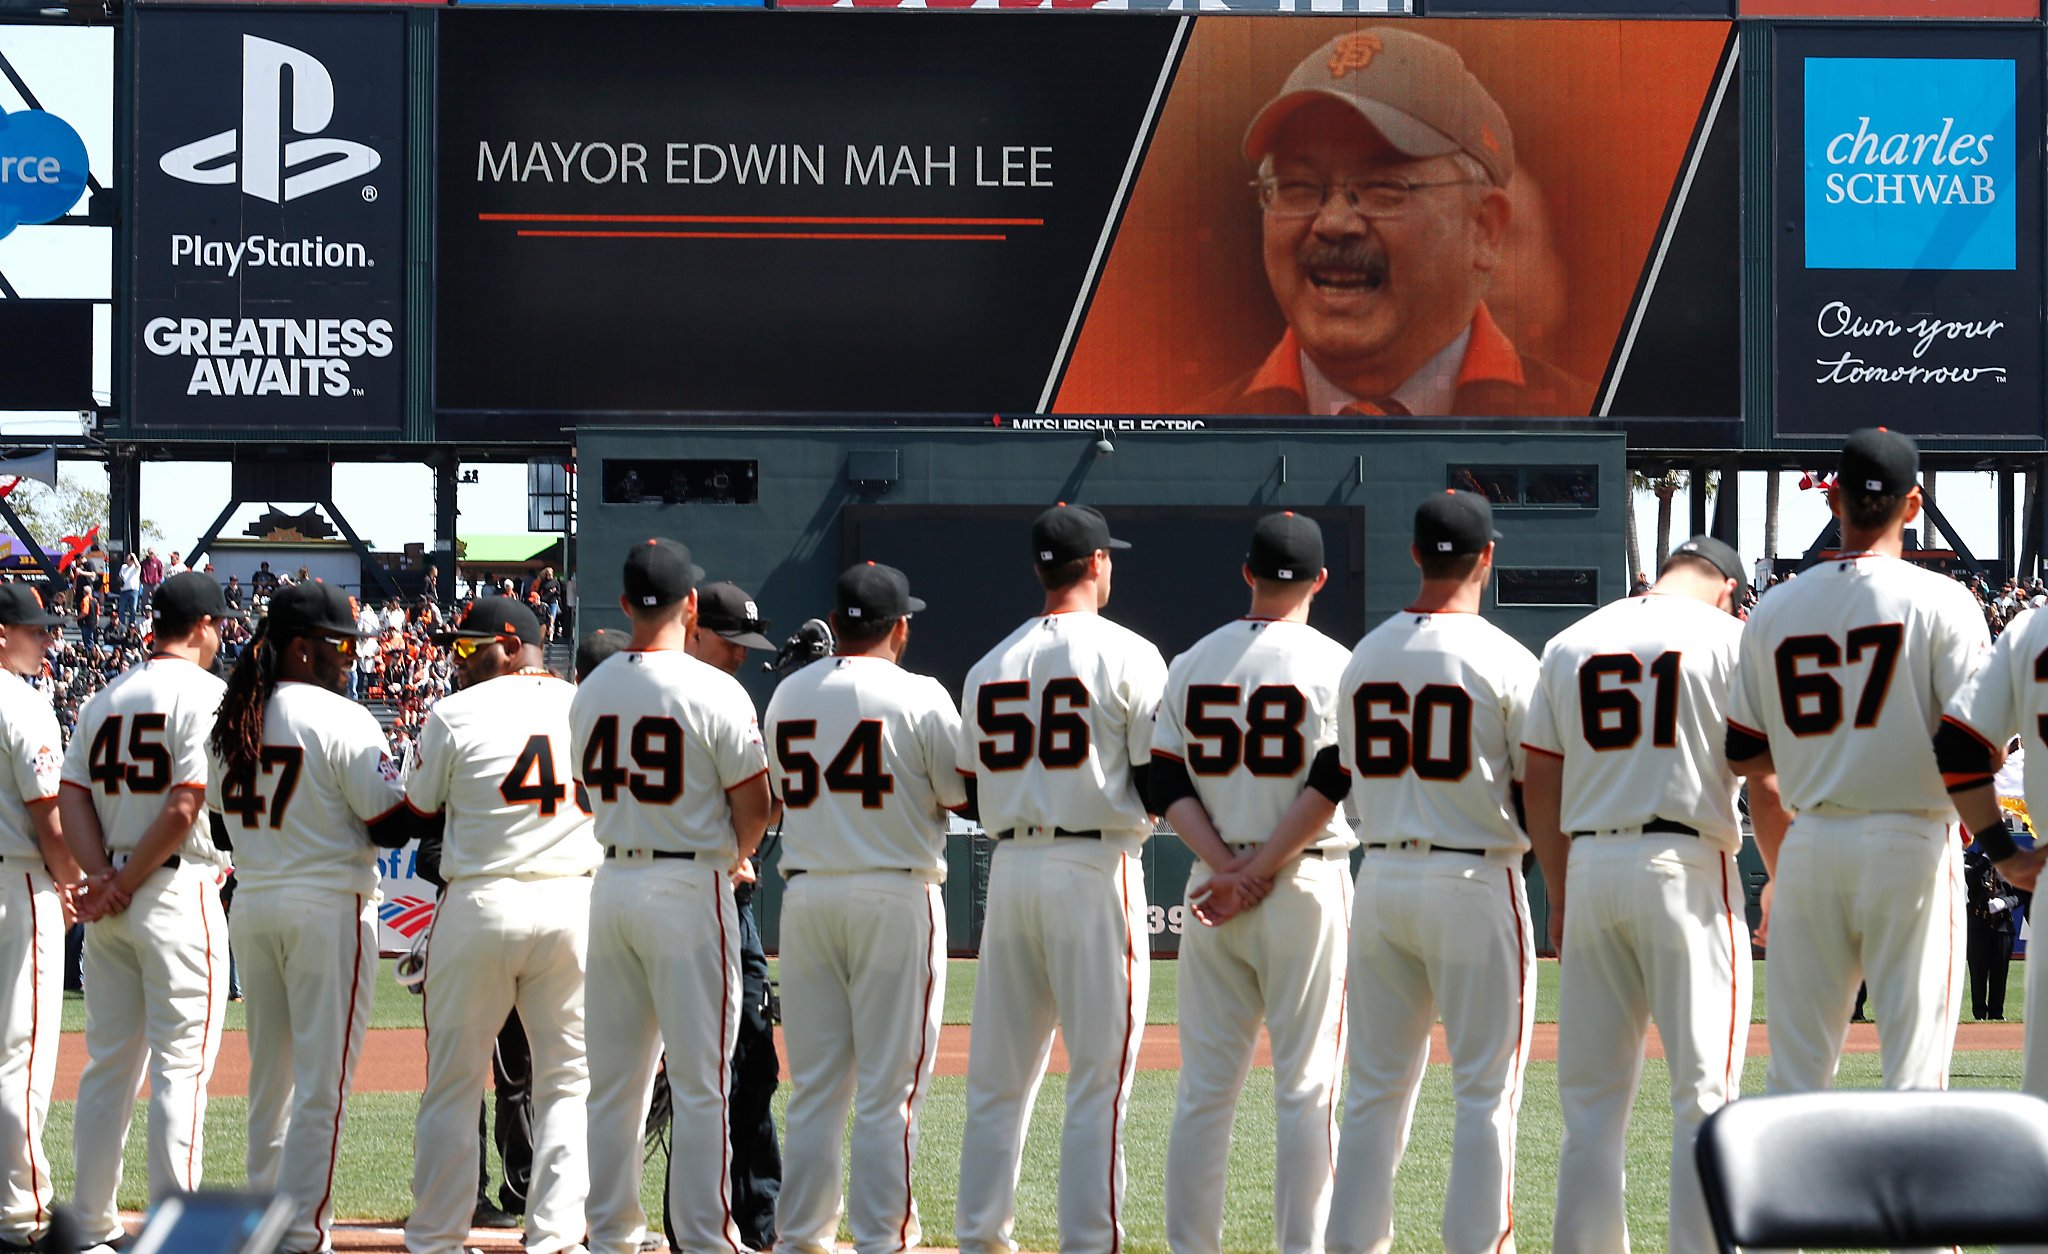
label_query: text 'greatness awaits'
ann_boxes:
[476,141,1055,189]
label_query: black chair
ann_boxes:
[1695,1090,2048,1252]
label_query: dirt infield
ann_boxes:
[52,1021,2026,1101]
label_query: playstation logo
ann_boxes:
[160,35,380,204]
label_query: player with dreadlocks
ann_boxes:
[207,582,414,1254]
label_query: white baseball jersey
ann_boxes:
[1729,554,1988,813]
[1153,617,1355,852]
[763,654,966,878]
[957,612,1167,841]
[567,649,768,857]
[1337,610,1537,852]
[405,670,601,881]
[206,681,404,897]
[1945,606,2048,815]
[61,657,229,867]
[1525,595,1745,850]
[0,671,60,858]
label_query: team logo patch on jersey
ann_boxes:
[376,753,401,783]
[378,895,436,938]
[31,745,59,776]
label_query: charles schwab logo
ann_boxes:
[160,35,380,204]
[1804,56,2016,271]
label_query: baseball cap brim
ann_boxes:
[1245,89,1463,164]
[4,607,64,628]
[713,629,777,651]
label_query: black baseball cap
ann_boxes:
[1666,535,1747,589]
[153,572,246,624]
[433,597,541,648]
[623,538,705,609]
[0,584,62,627]
[836,561,926,623]
[575,628,629,682]
[1838,427,1919,497]
[266,582,368,641]
[697,582,775,651]
[1247,511,1324,582]
[1032,503,1131,566]
[1414,489,1501,557]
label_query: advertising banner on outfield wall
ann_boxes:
[1773,26,2042,439]
[436,14,1739,444]
[130,9,406,431]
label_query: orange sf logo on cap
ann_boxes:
[1328,33,1382,80]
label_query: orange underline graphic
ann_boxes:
[515,229,1008,242]
[484,213,1043,227]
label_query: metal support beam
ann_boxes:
[1711,457,1740,546]
[322,500,403,602]
[0,495,63,586]
[185,501,240,570]
[2024,463,2045,581]
[107,453,140,558]
[1999,465,2017,581]
[1918,493,1981,577]
[434,455,459,604]
[1801,516,1842,564]
[1688,462,1710,538]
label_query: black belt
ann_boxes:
[109,852,180,870]
[1368,842,1486,857]
[1570,819,1700,839]
[604,847,697,861]
[786,868,916,880]
[998,827,1100,840]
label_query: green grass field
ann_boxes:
[42,1053,2028,1253]
[43,956,2034,1252]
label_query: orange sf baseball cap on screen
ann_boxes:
[1244,28,1515,190]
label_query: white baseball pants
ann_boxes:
[0,862,60,1246]
[1764,812,1963,1094]
[1550,835,1751,1254]
[71,864,230,1245]
[408,874,592,1254]
[234,886,378,1253]
[2013,948,2048,1254]
[1326,850,1536,1254]
[775,873,945,1254]
[955,838,1149,1254]
[584,858,741,1254]
[1165,853,1350,1254]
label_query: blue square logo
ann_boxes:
[1804,57,2015,271]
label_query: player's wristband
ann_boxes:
[1972,816,2021,864]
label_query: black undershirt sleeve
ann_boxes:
[1933,718,1998,794]
[1130,762,1155,815]
[955,774,980,824]
[1147,756,1198,813]
[1306,744,1351,804]
[1724,725,1771,766]
[208,811,233,854]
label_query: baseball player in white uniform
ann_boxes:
[1523,537,1788,1254]
[765,562,963,1254]
[954,504,1167,1254]
[570,539,772,1254]
[58,573,240,1248]
[207,581,412,1253]
[1149,512,1354,1254]
[1936,585,2048,1254]
[405,597,601,1254]
[0,584,79,1254]
[1727,428,1987,1094]
[1269,490,1537,1254]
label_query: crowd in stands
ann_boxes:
[7,553,569,760]
[1631,554,2048,642]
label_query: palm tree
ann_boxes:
[1764,469,1780,573]
[1652,469,1686,567]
